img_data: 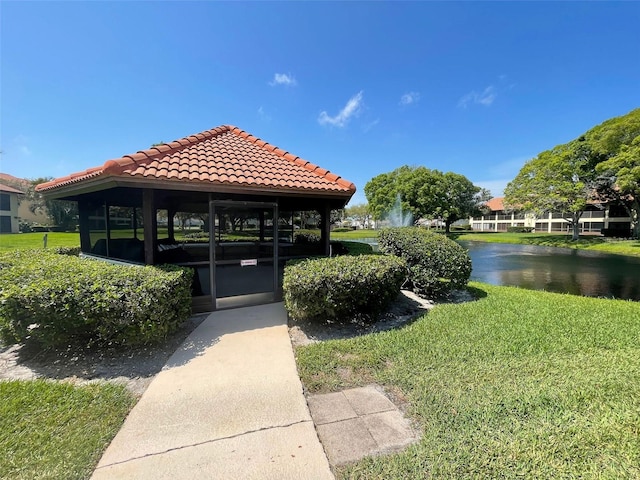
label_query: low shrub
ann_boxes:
[601,228,631,238]
[332,227,355,233]
[283,254,406,323]
[19,221,34,233]
[182,231,207,239]
[378,227,471,298]
[507,226,533,233]
[54,246,81,256]
[294,229,321,244]
[451,223,471,231]
[337,241,374,255]
[0,250,192,347]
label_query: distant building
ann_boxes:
[470,197,632,235]
[0,183,24,233]
[0,173,50,225]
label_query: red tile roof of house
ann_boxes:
[0,173,30,187]
[36,125,356,197]
[0,182,25,194]
[485,197,505,211]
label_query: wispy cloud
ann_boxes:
[269,73,297,87]
[458,85,497,108]
[318,91,364,128]
[362,118,380,133]
[257,106,271,122]
[399,91,420,106]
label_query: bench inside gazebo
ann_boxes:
[36,125,355,311]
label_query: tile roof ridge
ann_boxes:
[227,126,356,193]
[102,125,233,175]
[35,167,103,192]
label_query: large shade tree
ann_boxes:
[505,107,640,240]
[595,137,640,238]
[365,166,489,233]
[589,108,640,238]
[504,138,598,241]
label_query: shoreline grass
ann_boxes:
[0,379,136,479]
[454,232,640,257]
[295,282,640,478]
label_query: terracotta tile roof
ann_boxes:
[0,182,25,194]
[0,173,30,187]
[35,125,356,196]
[485,197,504,211]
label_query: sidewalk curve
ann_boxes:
[92,302,333,480]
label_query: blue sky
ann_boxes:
[2,1,639,205]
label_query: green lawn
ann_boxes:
[296,283,640,479]
[330,229,378,240]
[455,232,640,257]
[0,232,80,252]
[0,379,135,480]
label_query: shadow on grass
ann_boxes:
[1,314,208,386]
[465,285,488,300]
[290,286,484,346]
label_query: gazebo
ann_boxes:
[36,125,356,311]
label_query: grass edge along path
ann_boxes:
[0,379,136,480]
[295,282,640,479]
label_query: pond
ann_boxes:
[458,241,640,301]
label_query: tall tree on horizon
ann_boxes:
[365,166,489,233]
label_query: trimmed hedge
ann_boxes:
[283,254,406,323]
[601,228,632,238]
[507,226,533,233]
[338,241,374,256]
[54,246,81,256]
[0,250,192,347]
[294,229,321,244]
[378,227,471,298]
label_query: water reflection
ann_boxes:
[458,241,640,301]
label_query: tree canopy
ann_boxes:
[29,178,79,230]
[591,109,640,238]
[504,138,597,240]
[364,166,489,233]
[505,107,640,239]
[344,203,371,228]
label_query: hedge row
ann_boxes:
[283,254,406,323]
[507,226,533,233]
[336,241,373,256]
[378,227,471,298]
[0,251,192,347]
[54,246,81,256]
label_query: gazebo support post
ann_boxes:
[167,208,175,242]
[78,200,91,253]
[143,189,157,265]
[321,203,331,256]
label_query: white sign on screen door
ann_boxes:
[241,259,258,267]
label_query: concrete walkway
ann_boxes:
[92,303,333,480]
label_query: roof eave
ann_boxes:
[38,175,355,201]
